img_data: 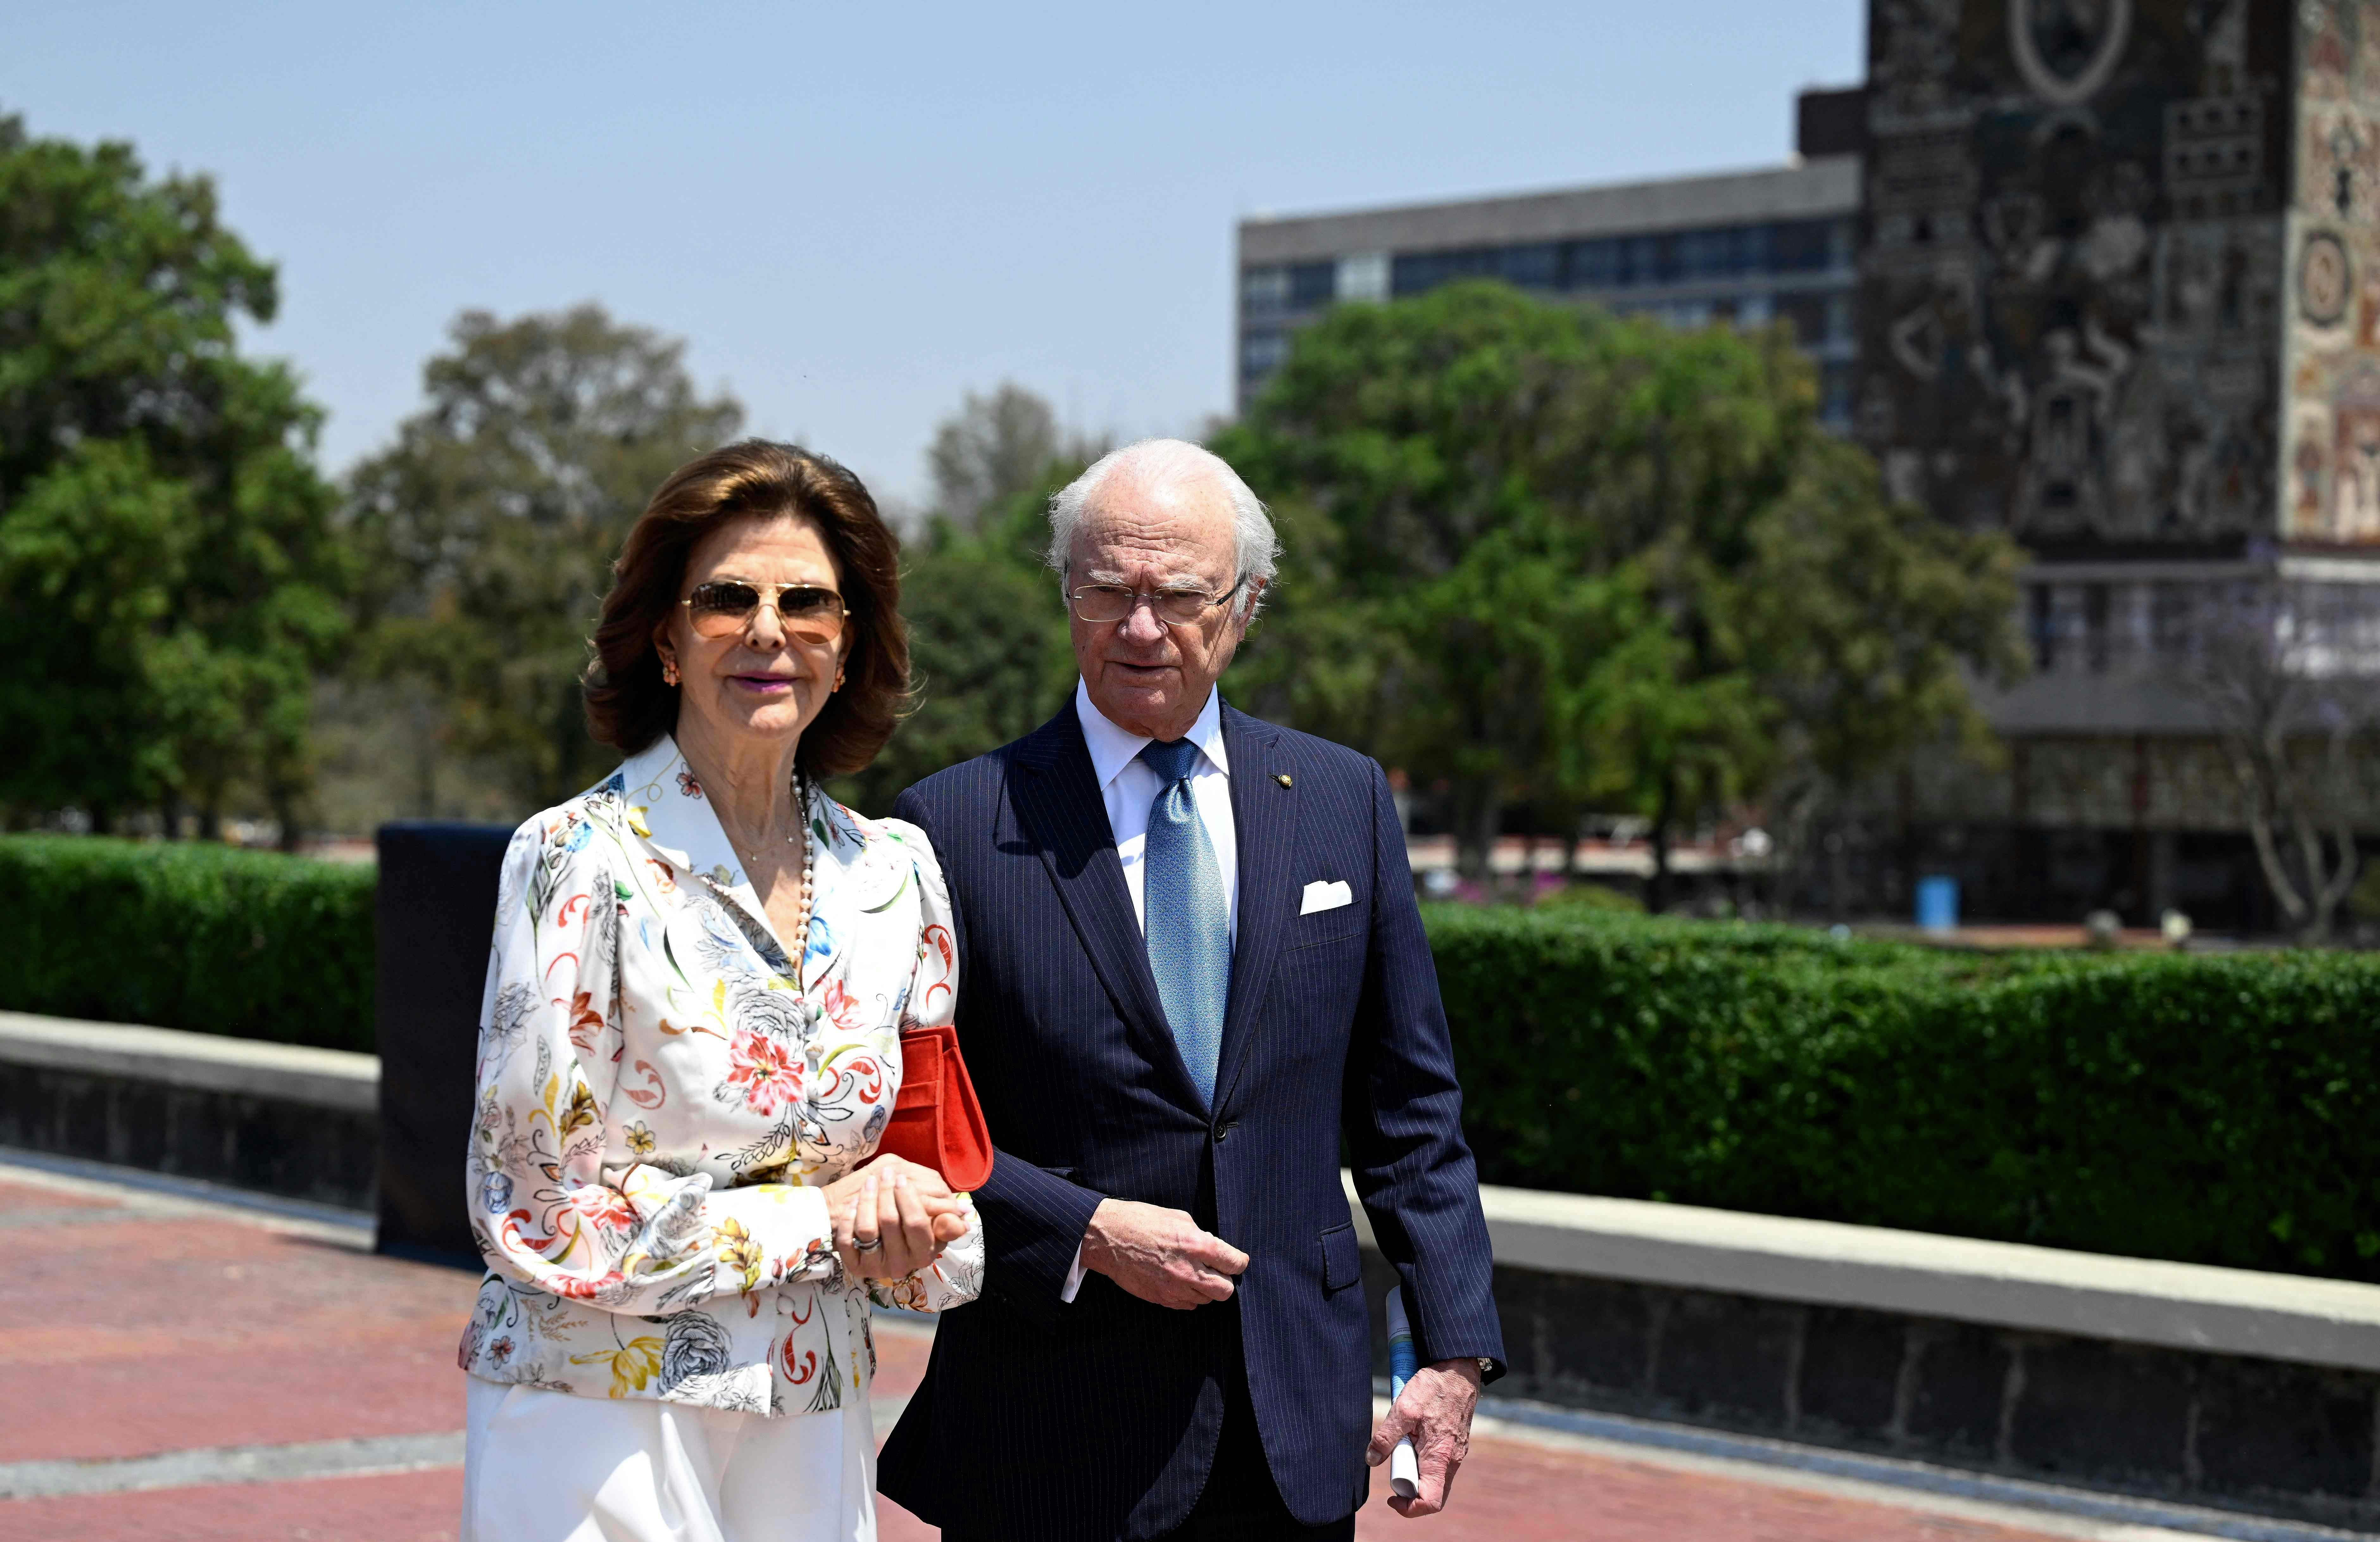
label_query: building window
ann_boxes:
[1563,237,1620,288]
[2029,584,2058,671]
[2084,583,2111,673]
[1241,266,1291,320]
[1624,234,1664,286]
[1501,242,1560,289]
[1821,361,1854,425]
[1289,262,1337,310]
[1240,329,1288,380]
[1771,218,1837,272]
[1391,246,1532,297]
[1779,293,1830,346]
[1352,215,1858,312]
[1733,223,1773,272]
[1678,228,1733,279]
[1336,251,1390,303]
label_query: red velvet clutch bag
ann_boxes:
[876,1023,995,1192]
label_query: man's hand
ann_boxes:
[1080,1198,1248,1309]
[1366,1357,1482,1517]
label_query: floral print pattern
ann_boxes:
[457,735,978,1416]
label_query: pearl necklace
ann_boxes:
[731,770,816,968]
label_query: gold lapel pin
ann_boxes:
[1274,773,1293,788]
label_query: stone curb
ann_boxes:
[0,1012,377,1114]
[1341,1174,2380,1374]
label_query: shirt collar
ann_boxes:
[612,732,886,985]
[1073,678,1230,793]
[615,731,859,898]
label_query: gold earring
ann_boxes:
[661,657,679,686]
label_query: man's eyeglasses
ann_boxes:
[1068,579,1242,627]
[683,580,846,642]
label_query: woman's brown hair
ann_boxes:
[584,440,907,776]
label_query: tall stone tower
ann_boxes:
[1850,3,2380,930]
[2286,3,2380,542]
[1856,0,2289,551]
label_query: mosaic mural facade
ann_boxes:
[1857,0,2292,552]
[2286,1,2380,542]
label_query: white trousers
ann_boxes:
[460,1377,877,1542]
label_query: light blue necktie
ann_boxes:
[1137,737,1230,1107]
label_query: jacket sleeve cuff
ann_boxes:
[974,1150,1104,1331]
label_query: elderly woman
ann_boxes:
[457,440,981,1542]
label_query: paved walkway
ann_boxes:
[0,1158,2240,1542]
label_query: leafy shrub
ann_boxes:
[1531,882,1644,915]
[0,835,375,1051]
[1428,903,2380,1282]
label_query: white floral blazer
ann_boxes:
[457,734,981,1416]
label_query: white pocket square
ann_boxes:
[1300,879,1353,915]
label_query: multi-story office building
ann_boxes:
[1234,98,1865,424]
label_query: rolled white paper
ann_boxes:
[1384,1286,1420,1501]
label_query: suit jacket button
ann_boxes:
[1215,1122,1236,1144]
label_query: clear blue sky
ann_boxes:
[5,1,1864,509]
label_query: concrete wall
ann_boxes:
[1357,1182,2380,1531]
[0,1013,378,1212]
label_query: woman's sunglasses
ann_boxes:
[683,580,846,642]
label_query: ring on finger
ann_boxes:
[855,1234,884,1253]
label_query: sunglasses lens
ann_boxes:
[777,587,839,621]
[688,581,759,636]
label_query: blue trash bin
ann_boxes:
[1916,874,1959,932]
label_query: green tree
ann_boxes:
[928,382,1066,528]
[1746,437,2028,915]
[1215,284,1615,878]
[842,461,1083,810]
[0,114,345,840]
[1550,318,1808,907]
[346,305,743,811]
[835,388,1100,811]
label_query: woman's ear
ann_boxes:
[652,619,678,686]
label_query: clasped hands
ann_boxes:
[818,1154,969,1279]
[1080,1198,1477,1518]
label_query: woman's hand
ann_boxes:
[821,1155,970,1279]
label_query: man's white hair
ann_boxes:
[1045,439,1279,617]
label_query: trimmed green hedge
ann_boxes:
[1430,903,2380,1283]
[0,835,375,1051]
[8,835,2378,1282]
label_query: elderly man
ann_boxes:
[878,439,1502,1542]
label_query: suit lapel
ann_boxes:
[1009,705,1209,1114]
[1213,705,1296,1116]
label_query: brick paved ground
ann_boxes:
[0,1162,2186,1542]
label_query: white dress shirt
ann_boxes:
[1062,679,1239,1302]
[1074,678,1239,942]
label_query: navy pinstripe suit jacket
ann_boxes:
[877,699,1503,1541]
